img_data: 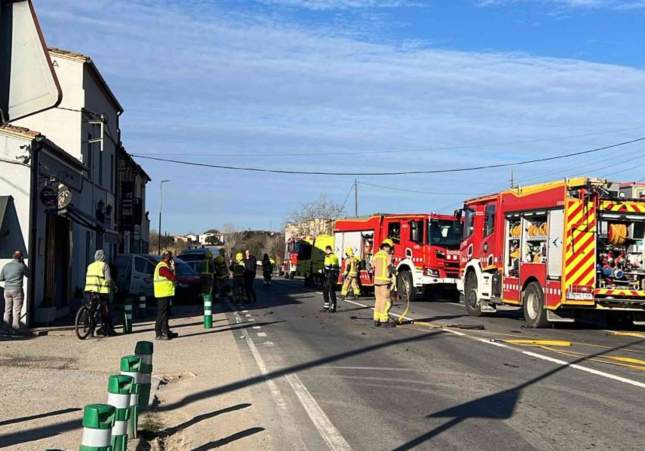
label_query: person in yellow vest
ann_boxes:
[154,250,178,340]
[322,245,339,312]
[84,249,116,336]
[230,252,247,304]
[340,247,361,300]
[373,239,396,327]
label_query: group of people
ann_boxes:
[321,238,397,327]
[214,248,274,304]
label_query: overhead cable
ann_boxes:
[131,137,645,177]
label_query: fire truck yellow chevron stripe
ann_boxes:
[600,200,645,213]
[563,199,596,296]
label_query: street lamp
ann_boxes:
[158,179,171,254]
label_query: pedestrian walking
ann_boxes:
[84,249,116,336]
[244,249,258,304]
[231,252,246,304]
[213,248,230,300]
[373,239,396,327]
[154,250,178,340]
[0,250,29,330]
[322,245,339,312]
[340,247,361,300]
[262,254,273,286]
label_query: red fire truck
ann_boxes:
[281,238,300,279]
[458,177,645,327]
[334,213,462,303]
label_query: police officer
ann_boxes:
[373,239,395,327]
[322,245,339,312]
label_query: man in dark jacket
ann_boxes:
[244,250,257,304]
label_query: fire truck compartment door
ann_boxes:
[547,209,564,278]
[335,231,362,260]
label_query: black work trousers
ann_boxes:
[322,271,338,311]
[155,297,172,337]
[244,276,257,304]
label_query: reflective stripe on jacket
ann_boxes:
[324,254,339,272]
[373,250,391,285]
[154,261,175,298]
[85,261,109,294]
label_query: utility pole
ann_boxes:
[354,178,358,217]
[158,179,171,254]
[510,169,515,188]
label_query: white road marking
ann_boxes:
[263,341,275,346]
[257,332,268,338]
[232,302,350,450]
[245,313,252,317]
[283,373,352,451]
[342,298,645,390]
[252,326,262,330]
[247,318,255,322]
[242,310,249,313]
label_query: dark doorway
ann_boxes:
[44,215,70,311]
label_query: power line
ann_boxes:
[131,136,645,177]
[340,182,355,212]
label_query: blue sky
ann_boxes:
[35,0,645,233]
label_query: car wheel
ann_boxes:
[464,271,482,317]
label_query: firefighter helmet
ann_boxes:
[381,238,394,249]
[235,252,244,262]
[345,247,354,257]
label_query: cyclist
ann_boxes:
[84,249,116,336]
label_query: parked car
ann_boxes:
[114,254,155,301]
[147,256,201,304]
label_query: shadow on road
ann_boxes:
[0,407,81,427]
[192,427,265,450]
[392,337,645,450]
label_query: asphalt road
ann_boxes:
[226,278,645,451]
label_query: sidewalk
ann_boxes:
[0,305,273,450]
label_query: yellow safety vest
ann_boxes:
[373,250,391,285]
[154,261,175,298]
[324,254,339,271]
[85,261,110,294]
[347,256,359,277]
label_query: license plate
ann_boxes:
[568,292,593,300]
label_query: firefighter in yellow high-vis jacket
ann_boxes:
[341,248,361,300]
[372,239,395,328]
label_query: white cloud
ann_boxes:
[33,0,645,230]
[256,0,417,10]
[477,0,645,9]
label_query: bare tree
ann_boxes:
[222,223,246,258]
[286,194,344,236]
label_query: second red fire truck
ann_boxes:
[334,213,462,304]
[458,177,645,327]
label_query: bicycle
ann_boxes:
[75,293,104,340]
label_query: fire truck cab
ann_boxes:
[458,177,645,327]
[334,213,461,303]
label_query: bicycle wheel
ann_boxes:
[75,306,93,340]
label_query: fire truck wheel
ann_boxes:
[522,282,548,328]
[397,270,415,305]
[464,271,482,317]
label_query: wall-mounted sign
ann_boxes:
[40,181,72,210]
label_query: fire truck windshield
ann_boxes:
[428,219,462,248]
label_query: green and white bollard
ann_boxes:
[120,355,141,439]
[134,341,153,411]
[123,301,133,334]
[106,375,133,451]
[203,293,213,329]
[79,403,115,451]
[138,296,147,313]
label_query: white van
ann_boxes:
[114,254,155,299]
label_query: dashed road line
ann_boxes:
[252,326,262,330]
[342,298,645,389]
[257,332,268,338]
